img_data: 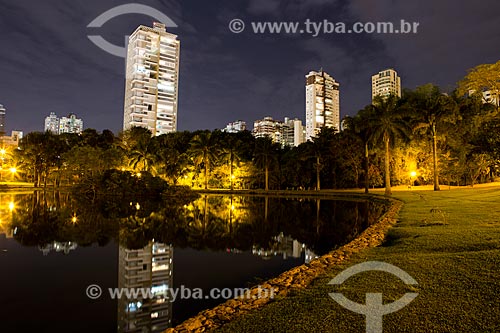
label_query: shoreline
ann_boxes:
[164,194,402,333]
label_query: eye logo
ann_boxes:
[328,261,419,333]
[87,3,178,58]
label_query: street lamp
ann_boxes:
[9,167,17,182]
[409,171,417,188]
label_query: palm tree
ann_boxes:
[309,128,336,190]
[128,139,158,174]
[253,137,278,191]
[344,114,373,193]
[369,95,409,195]
[189,132,220,189]
[220,136,241,190]
[410,85,457,191]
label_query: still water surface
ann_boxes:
[0,191,386,333]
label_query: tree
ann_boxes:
[220,136,242,190]
[128,138,158,173]
[189,132,220,189]
[253,137,279,191]
[409,84,457,191]
[457,60,500,110]
[307,128,336,190]
[369,95,409,195]
[344,112,374,193]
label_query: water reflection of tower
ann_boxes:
[252,234,317,263]
[118,242,173,333]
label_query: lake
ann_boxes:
[0,191,386,333]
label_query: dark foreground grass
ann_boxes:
[216,187,500,333]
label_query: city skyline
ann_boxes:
[1,1,499,135]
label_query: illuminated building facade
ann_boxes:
[123,23,180,136]
[305,70,340,140]
[44,112,83,134]
[0,104,5,136]
[253,117,305,147]
[44,112,59,133]
[371,68,401,101]
[223,120,247,133]
[59,113,83,134]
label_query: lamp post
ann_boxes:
[9,167,17,182]
[409,171,417,189]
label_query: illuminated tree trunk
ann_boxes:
[364,142,369,194]
[432,126,440,191]
[384,134,392,196]
[316,156,321,191]
[265,165,269,191]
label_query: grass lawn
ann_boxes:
[215,187,500,333]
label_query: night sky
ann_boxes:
[1,0,499,134]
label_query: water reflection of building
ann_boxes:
[252,233,317,263]
[118,242,173,333]
[39,241,77,255]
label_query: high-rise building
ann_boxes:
[0,104,6,136]
[371,68,401,101]
[123,22,180,136]
[44,112,59,133]
[0,130,23,147]
[253,117,305,147]
[283,117,305,147]
[253,117,282,142]
[223,120,247,133]
[44,112,83,134]
[305,70,340,141]
[59,113,84,134]
[118,242,173,332]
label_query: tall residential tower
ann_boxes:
[305,70,340,141]
[371,68,401,101]
[123,22,180,136]
[0,104,5,136]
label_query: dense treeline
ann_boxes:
[11,62,500,192]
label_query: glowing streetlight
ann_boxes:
[9,167,17,174]
[71,215,77,223]
[409,171,417,189]
[8,201,15,212]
